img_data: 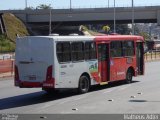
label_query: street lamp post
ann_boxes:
[25,0,28,23]
[113,0,116,33]
[70,0,72,11]
[25,0,28,9]
[49,8,52,35]
[132,0,135,35]
[108,0,109,8]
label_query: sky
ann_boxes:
[1,0,160,10]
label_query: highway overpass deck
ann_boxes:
[1,6,160,25]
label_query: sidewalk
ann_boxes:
[0,72,14,79]
[145,57,160,62]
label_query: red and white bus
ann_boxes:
[15,35,144,93]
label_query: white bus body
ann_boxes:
[15,36,98,93]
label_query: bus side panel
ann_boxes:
[55,61,91,88]
[110,58,126,81]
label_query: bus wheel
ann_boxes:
[126,69,133,84]
[78,76,90,94]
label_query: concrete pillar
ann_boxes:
[157,10,160,26]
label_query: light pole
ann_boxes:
[49,8,52,35]
[25,0,28,9]
[25,0,28,23]
[70,0,72,11]
[113,0,116,33]
[132,0,135,35]
[108,0,109,8]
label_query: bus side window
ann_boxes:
[56,42,71,63]
[85,42,97,60]
[71,42,84,61]
[110,41,123,57]
[123,41,134,56]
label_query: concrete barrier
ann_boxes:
[0,60,14,73]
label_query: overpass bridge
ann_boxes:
[1,6,160,25]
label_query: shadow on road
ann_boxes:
[129,100,160,103]
[0,80,139,110]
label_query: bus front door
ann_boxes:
[136,42,144,75]
[98,43,110,83]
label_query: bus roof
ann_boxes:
[17,35,144,42]
[17,36,95,42]
[95,35,144,42]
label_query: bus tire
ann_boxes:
[78,76,90,94]
[126,69,133,84]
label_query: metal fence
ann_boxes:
[145,50,160,61]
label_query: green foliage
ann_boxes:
[79,25,88,31]
[3,13,29,42]
[37,4,52,9]
[102,25,110,33]
[115,24,131,34]
[0,34,15,53]
[79,25,106,36]
[139,32,150,41]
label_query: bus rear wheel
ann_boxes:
[78,76,90,94]
[126,69,133,84]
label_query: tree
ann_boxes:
[139,32,150,41]
[102,25,110,34]
[116,24,131,35]
[37,4,52,9]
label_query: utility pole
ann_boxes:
[25,0,28,9]
[108,0,109,8]
[25,0,28,23]
[70,0,72,11]
[113,0,116,33]
[132,0,135,35]
[49,8,52,35]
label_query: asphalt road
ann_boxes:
[0,61,160,114]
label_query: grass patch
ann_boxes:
[0,34,15,53]
[0,13,29,53]
[3,13,29,42]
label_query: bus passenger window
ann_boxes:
[72,42,84,61]
[85,42,97,60]
[56,42,71,63]
[123,41,134,56]
[110,41,123,57]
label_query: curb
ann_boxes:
[0,76,13,81]
[145,59,160,62]
[0,72,14,81]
